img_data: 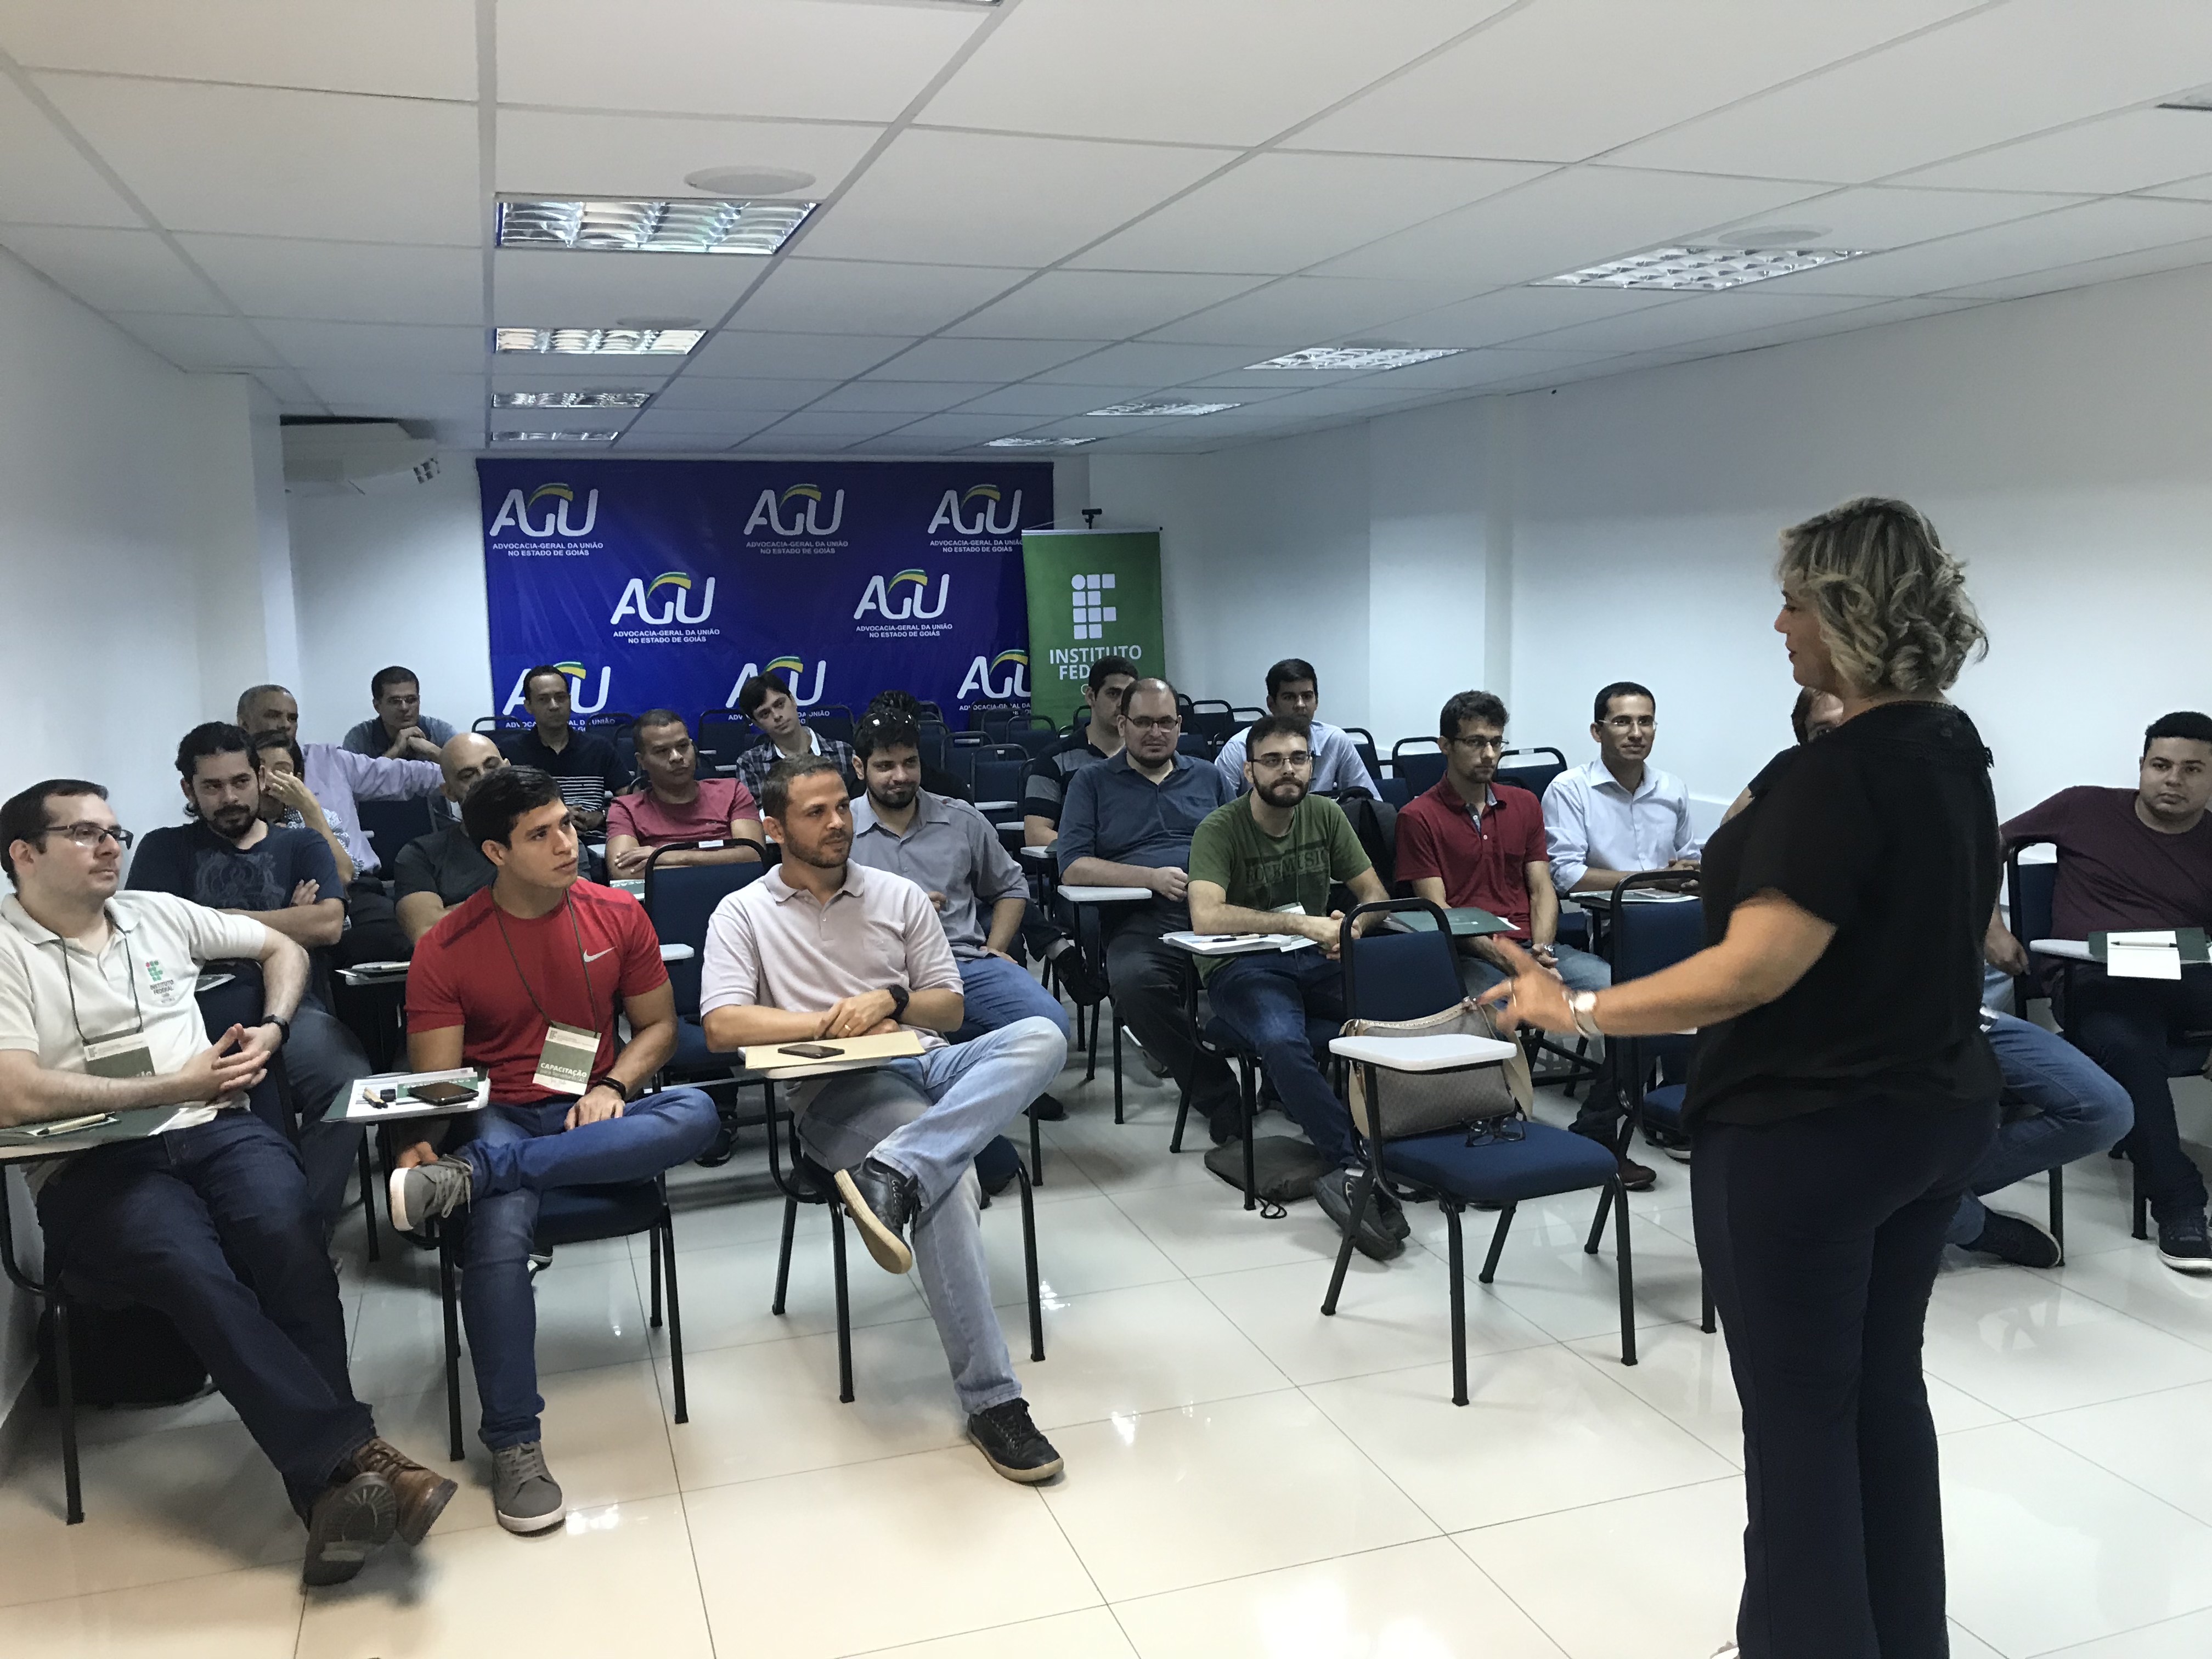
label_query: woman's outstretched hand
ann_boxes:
[1475,938,1581,1035]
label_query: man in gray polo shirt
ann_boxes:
[699,754,1069,1485]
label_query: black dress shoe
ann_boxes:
[1027,1092,1069,1122]
[968,1398,1064,1483]
[693,1118,740,1167]
[835,1156,920,1273]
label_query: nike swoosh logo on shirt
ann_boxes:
[583,949,616,962]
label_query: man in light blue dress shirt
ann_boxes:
[1215,658,1380,799]
[1543,681,1702,896]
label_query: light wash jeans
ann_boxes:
[1948,1013,2133,1245]
[799,1017,1067,1415]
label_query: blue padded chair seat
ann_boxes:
[1203,1013,1342,1057]
[1642,1084,1685,1132]
[1381,1119,1617,1205]
[534,1181,663,1248]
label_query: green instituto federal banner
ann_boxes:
[1020,528,1167,726]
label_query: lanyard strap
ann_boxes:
[53,924,145,1046]
[492,895,598,1030]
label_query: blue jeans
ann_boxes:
[1459,942,1617,1135]
[447,1086,718,1448]
[38,1112,374,1517]
[799,1018,1066,1414]
[953,953,1071,1045]
[1206,949,1353,1166]
[1948,1013,2134,1245]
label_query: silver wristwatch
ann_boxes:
[1568,991,1604,1041]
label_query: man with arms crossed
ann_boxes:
[0,778,453,1583]
[393,733,505,943]
[238,683,442,879]
[384,767,718,1532]
[1188,716,1395,1254]
[700,756,1069,1483]
[341,665,455,760]
[1395,691,1650,1189]
[604,709,764,879]
[1214,658,1380,799]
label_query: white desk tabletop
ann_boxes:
[1060,885,1153,904]
[659,943,695,962]
[1018,845,1054,862]
[1330,1033,1517,1071]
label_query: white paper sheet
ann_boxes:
[2108,943,2182,980]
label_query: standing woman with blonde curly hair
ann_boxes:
[1481,498,1997,1659]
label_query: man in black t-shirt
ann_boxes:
[131,723,374,1227]
[394,733,504,943]
[496,667,629,832]
[1022,656,1136,849]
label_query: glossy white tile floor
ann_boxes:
[5,1051,2212,1658]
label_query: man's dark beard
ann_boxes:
[1257,776,1309,808]
[787,831,850,871]
[206,803,256,840]
[868,780,917,811]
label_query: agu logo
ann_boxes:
[488,481,600,538]
[853,567,951,622]
[501,659,612,716]
[927,483,1022,537]
[744,482,845,538]
[612,570,716,627]
[958,649,1029,701]
[727,656,828,708]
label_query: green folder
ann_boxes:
[2087,928,2210,964]
[0,1104,191,1159]
[1394,906,1515,939]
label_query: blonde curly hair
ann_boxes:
[1777,497,1987,696]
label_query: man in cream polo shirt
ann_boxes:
[0,777,453,1585]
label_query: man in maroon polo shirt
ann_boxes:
[1394,689,1649,1189]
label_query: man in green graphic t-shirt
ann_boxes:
[1187,715,1397,1258]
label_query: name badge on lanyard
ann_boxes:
[83,1026,155,1079]
[533,1020,600,1096]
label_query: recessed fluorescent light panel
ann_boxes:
[497,198,816,256]
[491,430,622,443]
[1537,246,1866,292]
[492,390,652,409]
[1084,399,1242,417]
[494,328,704,355]
[984,436,1096,448]
[1245,346,1465,371]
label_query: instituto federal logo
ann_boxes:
[853,567,951,622]
[958,648,1030,702]
[927,482,1023,537]
[612,569,716,627]
[744,482,846,538]
[488,481,600,538]
[501,659,612,715]
[1069,573,1118,641]
[727,656,828,708]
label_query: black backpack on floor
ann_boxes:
[35,1297,210,1409]
[1205,1135,1333,1215]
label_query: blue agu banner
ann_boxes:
[476,459,1053,723]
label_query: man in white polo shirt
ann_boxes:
[0,777,453,1584]
[698,754,1068,1485]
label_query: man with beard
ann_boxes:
[129,723,375,1226]
[698,755,1069,1484]
[1187,715,1393,1256]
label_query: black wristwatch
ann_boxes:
[592,1074,639,1103]
[259,1014,291,1048]
[884,983,910,1021]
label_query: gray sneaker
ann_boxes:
[388,1155,473,1233]
[491,1441,566,1535]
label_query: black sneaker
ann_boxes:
[1313,1164,1403,1261]
[834,1156,919,1274]
[1372,1184,1410,1240]
[1028,1092,1069,1122]
[302,1470,397,1586]
[968,1398,1064,1484]
[694,1118,740,1167]
[2157,1210,2212,1274]
[1964,1210,2063,1269]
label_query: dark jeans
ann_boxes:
[37,1112,374,1517]
[1102,900,1237,1111]
[446,1087,718,1448]
[2068,965,2212,1218]
[1206,950,1352,1165]
[289,998,375,1228]
[1694,1097,1996,1659]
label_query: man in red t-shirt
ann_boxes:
[1394,690,1650,1189]
[604,710,764,879]
[387,766,716,1534]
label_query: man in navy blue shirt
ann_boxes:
[131,723,374,1227]
[1057,679,1239,1136]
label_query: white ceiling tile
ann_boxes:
[727,259,1024,335]
[1029,341,1274,387]
[1070,151,1550,276]
[618,409,771,442]
[1317,166,1824,287]
[1297,0,1976,163]
[1785,196,2212,297]
[0,73,140,227]
[0,225,227,314]
[250,367,322,408]
[727,436,860,457]
[498,0,982,121]
[805,383,984,416]
[1656,294,1986,357]
[493,249,763,329]
[1340,346,1624,392]
[859,337,1109,383]
[685,329,917,380]
[0,2,478,99]
[867,412,1045,444]
[306,370,486,418]
[1696,185,2080,261]
[105,311,290,368]
[956,383,1233,417]
[645,375,839,412]
[37,76,482,243]
[920,0,1504,147]
[1510,290,1887,355]
[1935,234,2212,302]
[179,235,483,324]
[1022,415,1178,439]
[751,410,914,441]
[1330,284,1680,350]
[843,433,973,456]
[1899,108,2212,196]
[494,109,881,200]
[795,128,1231,267]
[947,270,1266,340]
[257,320,485,375]
[1141,274,1480,347]
[618,435,738,453]
[1613,0,2212,184]
[491,360,683,391]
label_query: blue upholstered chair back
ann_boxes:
[1496,747,1568,802]
[1340,899,1463,1024]
[1390,741,1446,798]
[644,856,767,1018]
[1608,872,1706,984]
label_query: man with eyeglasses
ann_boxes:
[1543,681,1701,898]
[0,778,456,1583]
[1214,658,1380,800]
[1057,678,1239,1135]
[1189,715,1395,1251]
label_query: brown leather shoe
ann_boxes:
[349,1437,458,1547]
[1617,1152,1657,1192]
